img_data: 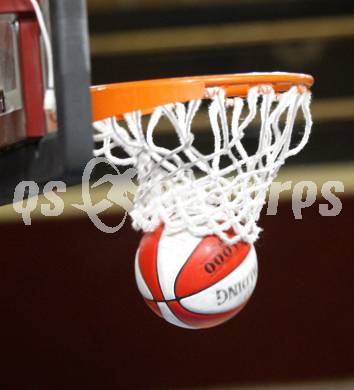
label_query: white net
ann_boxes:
[93,85,312,245]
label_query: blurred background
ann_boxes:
[0,0,353,389]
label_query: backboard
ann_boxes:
[0,0,93,205]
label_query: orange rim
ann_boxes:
[190,72,314,97]
[91,72,314,121]
[91,79,205,122]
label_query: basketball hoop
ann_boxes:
[91,72,314,245]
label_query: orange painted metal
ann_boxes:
[91,79,205,121]
[91,72,314,121]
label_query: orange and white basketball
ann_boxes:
[134,225,258,329]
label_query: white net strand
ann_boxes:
[93,85,312,245]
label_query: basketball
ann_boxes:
[135,225,258,329]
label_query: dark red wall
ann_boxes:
[0,197,353,389]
